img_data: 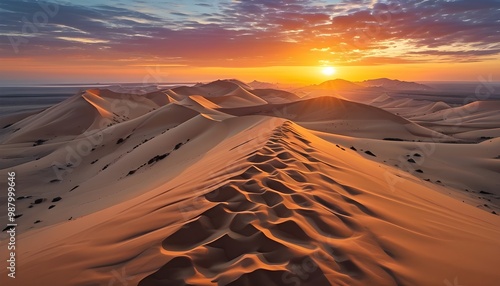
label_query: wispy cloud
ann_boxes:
[56,37,109,44]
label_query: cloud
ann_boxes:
[56,37,110,44]
[311,47,331,52]
[0,0,499,66]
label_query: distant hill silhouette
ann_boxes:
[313,79,365,90]
[358,78,432,91]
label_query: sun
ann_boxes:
[321,66,336,76]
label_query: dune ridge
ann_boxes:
[139,121,500,285]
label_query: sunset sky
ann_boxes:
[1,0,499,85]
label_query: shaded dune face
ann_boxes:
[217,96,454,141]
[139,123,401,286]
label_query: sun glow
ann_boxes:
[321,66,336,76]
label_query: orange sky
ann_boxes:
[1,0,499,84]
[3,59,499,85]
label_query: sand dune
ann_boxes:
[173,80,252,98]
[202,90,268,108]
[83,88,163,119]
[409,101,500,139]
[1,80,499,286]
[371,97,451,118]
[1,94,105,145]
[218,96,454,141]
[250,89,301,104]
[139,122,500,286]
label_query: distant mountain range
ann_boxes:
[249,78,432,91]
[247,80,280,90]
[357,78,432,91]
